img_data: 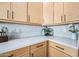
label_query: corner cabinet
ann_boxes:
[28,2,43,24]
[0,2,11,20]
[64,3,79,23]
[43,2,54,25]
[11,2,28,22]
[30,41,47,57]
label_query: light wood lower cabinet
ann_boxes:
[3,47,29,57]
[2,41,78,57]
[2,41,47,57]
[30,41,47,57]
[31,46,47,57]
[48,46,70,57]
[48,41,78,57]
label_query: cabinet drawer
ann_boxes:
[31,41,47,50]
[4,47,29,57]
[48,46,70,57]
[49,41,78,57]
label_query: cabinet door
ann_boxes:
[11,2,27,22]
[43,2,54,25]
[28,2,43,24]
[54,2,64,24]
[31,46,47,57]
[64,3,79,23]
[31,42,47,57]
[0,2,10,20]
[48,47,70,57]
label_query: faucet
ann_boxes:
[41,26,54,36]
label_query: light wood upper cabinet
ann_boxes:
[64,3,79,23]
[54,2,64,24]
[28,2,43,24]
[43,2,79,25]
[0,2,11,20]
[0,2,79,25]
[30,42,47,57]
[11,2,27,22]
[43,2,54,25]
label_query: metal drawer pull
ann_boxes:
[28,16,30,22]
[7,10,9,19]
[56,46,64,50]
[36,44,43,48]
[12,11,14,19]
[8,54,14,57]
[61,16,63,22]
[64,15,66,21]
[31,53,34,57]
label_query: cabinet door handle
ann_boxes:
[61,16,63,22]
[56,46,64,50]
[36,44,43,48]
[28,16,30,22]
[8,54,14,57]
[31,53,34,57]
[7,10,9,19]
[64,15,66,22]
[12,11,14,19]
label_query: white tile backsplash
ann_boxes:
[0,23,79,40]
[0,23,42,40]
[50,24,79,40]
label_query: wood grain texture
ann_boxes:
[30,41,47,57]
[28,2,43,24]
[48,41,78,57]
[4,47,29,57]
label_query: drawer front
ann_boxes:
[4,47,29,57]
[49,41,78,57]
[31,41,47,50]
[48,46,70,57]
